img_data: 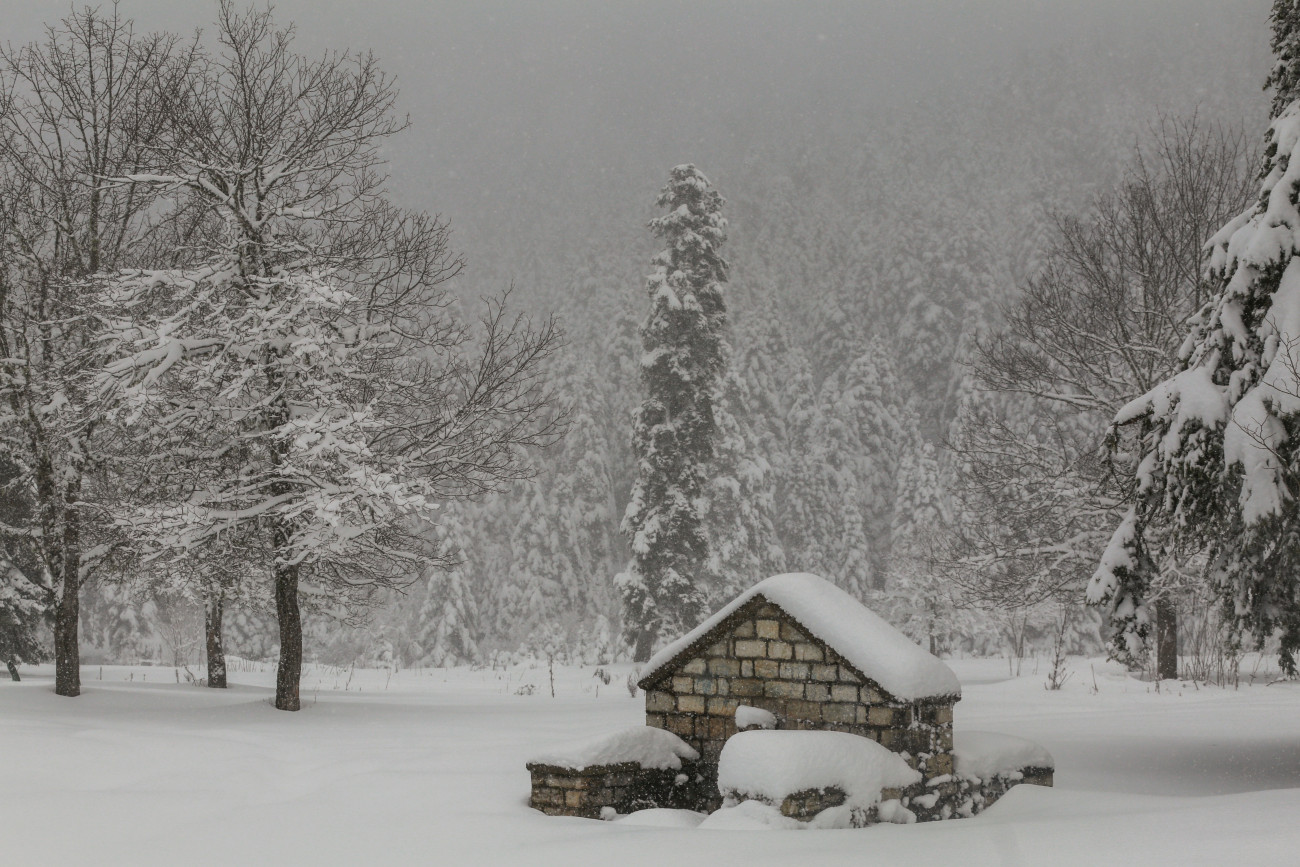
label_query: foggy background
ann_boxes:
[6,0,1277,665]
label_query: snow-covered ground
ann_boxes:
[4,656,1300,866]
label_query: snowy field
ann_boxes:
[4,657,1300,866]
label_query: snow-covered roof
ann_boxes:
[640,572,961,701]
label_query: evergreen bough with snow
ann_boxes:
[1092,89,1300,671]
[619,165,729,660]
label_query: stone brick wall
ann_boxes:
[527,762,707,818]
[640,596,956,776]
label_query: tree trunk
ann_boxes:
[274,559,302,711]
[1155,597,1178,680]
[205,593,227,689]
[632,628,655,664]
[6,658,19,682]
[53,568,80,697]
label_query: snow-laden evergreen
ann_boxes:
[1092,99,1300,669]
[619,165,729,660]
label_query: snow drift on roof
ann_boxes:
[641,572,961,701]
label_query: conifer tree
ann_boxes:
[1093,42,1300,670]
[619,165,729,660]
[1267,1,1300,119]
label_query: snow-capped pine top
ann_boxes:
[641,572,961,701]
[527,725,699,771]
[952,731,1054,779]
[718,730,921,807]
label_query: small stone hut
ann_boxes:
[637,573,962,781]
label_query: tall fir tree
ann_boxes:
[1092,31,1300,669]
[619,165,729,660]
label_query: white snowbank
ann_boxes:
[718,730,921,811]
[697,799,801,831]
[529,725,699,770]
[953,731,1054,780]
[642,573,961,701]
[615,808,706,828]
[735,705,777,730]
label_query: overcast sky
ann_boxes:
[5,1,1273,285]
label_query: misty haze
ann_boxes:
[3,1,1300,864]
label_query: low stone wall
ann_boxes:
[895,766,1055,823]
[527,761,708,818]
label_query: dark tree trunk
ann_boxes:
[632,628,655,664]
[205,593,227,689]
[53,569,80,697]
[1155,598,1178,680]
[274,559,302,711]
[6,658,19,682]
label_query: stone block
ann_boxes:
[765,680,805,699]
[754,659,780,679]
[705,640,729,657]
[925,753,954,777]
[756,603,782,618]
[811,664,839,681]
[933,729,954,751]
[564,790,584,808]
[707,696,740,715]
[863,686,887,703]
[838,666,861,683]
[930,705,954,724]
[672,676,695,694]
[666,714,694,738]
[794,642,823,662]
[856,705,869,724]
[830,684,859,703]
[805,683,830,702]
[694,676,716,696]
[708,658,740,677]
[822,703,857,723]
[646,713,665,729]
[678,694,706,714]
[735,639,766,658]
[786,700,823,721]
[682,658,707,675]
[768,640,793,660]
[878,728,906,749]
[646,690,675,713]
[867,706,899,727]
[779,662,810,681]
[780,622,807,642]
[740,660,754,677]
[755,619,781,639]
[730,678,763,697]
[531,787,563,806]
[733,620,755,638]
[708,716,733,739]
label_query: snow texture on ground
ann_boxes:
[3,655,1300,865]
[641,572,961,700]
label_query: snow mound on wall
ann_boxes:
[529,725,700,771]
[953,731,1054,779]
[718,730,921,809]
[735,705,777,730]
[642,572,961,700]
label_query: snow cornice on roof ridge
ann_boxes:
[638,573,961,703]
